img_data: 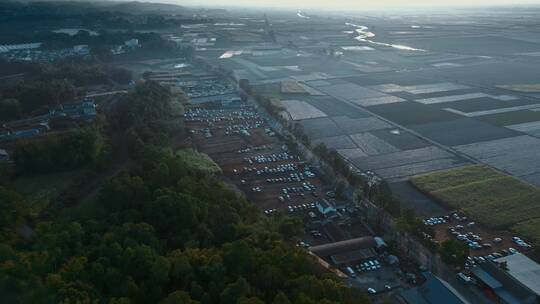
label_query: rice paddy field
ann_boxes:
[411,165,540,244]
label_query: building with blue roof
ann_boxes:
[398,272,470,304]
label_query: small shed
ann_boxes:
[0,149,8,161]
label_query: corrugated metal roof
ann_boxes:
[308,236,376,258]
[471,267,503,289]
[494,253,540,296]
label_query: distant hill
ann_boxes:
[106,1,185,14]
[2,0,186,15]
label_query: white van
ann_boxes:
[457,272,471,284]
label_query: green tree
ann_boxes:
[161,291,199,304]
[0,98,21,121]
[439,239,469,267]
[220,277,250,304]
[272,292,291,304]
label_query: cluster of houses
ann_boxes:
[111,38,140,55]
[0,38,139,62]
[0,99,97,162]
[0,43,91,62]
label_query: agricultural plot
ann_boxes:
[445,103,540,118]
[352,146,455,171]
[522,173,540,187]
[497,84,540,93]
[316,83,388,102]
[402,82,470,94]
[313,135,357,150]
[439,97,535,113]
[375,158,465,180]
[349,146,468,181]
[454,135,540,185]
[290,72,332,82]
[370,129,431,150]
[300,117,342,139]
[303,79,332,87]
[411,118,519,146]
[389,181,448,217]
[337,148,368,160]
[349,132,400,156]
[416,93,518,105]
[513,219,540,245]
[506,121,540,137]
[368,83,404,93]
[366,82,469,95]
[341,46,374,51]
[416,93,489,104]
[432,62,463,68]
[350,63,393,73]
[411,165,540,243]
[369,101,461,126]
[486,106,531,123]
[331,116,392,134]
[298,83,326,96]
[281,81,308,94]
[304,97,371,118]
[279,100,327,120]
[405,88,478,99]
[351,95,405,107]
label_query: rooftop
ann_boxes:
[330,248,376,266]
[308,236,376,258]
[399,272,470,304]
[494,253,540,296]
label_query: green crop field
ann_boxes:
[411,165,540,244]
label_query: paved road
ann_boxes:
[85,90,128,98]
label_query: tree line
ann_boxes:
[0,60,132,121]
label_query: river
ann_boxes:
[346,22,426,52]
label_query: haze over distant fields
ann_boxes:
[124,0,540,9]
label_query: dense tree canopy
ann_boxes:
[0,60,132,120]
[13,127,104,175]
[0,82,370,303]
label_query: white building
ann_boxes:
[124,39,140,48]
[0,149,9,162]
[0,43,42,53]
[317,199,337,217]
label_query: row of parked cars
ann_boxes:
[237,144,271,154]
[266,172,313,183]
[465,247,519,268]
[451,230,487,249]
[356,259,382,272]
[255,163,297,175]
[224,122,265,135]
[288,202,317,213]
[245,152,295,164]
[423,216,447,226]
[282,182,317,194]
[185,108,259,122]
[512,236,532,249]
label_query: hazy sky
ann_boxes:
[149,0,540,9]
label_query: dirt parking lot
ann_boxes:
[186,103,334,214]
[422,211,533,267]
